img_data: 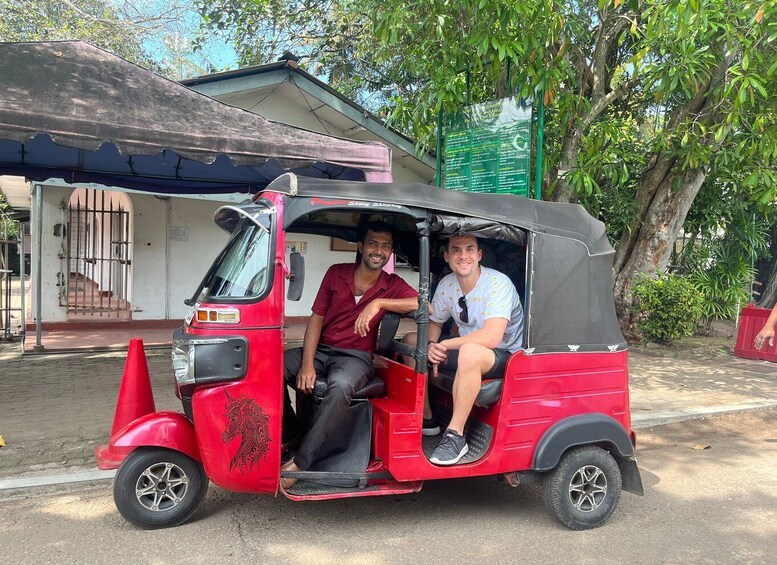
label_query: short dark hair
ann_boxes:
[445,233,479,251]
[360,220,395,247]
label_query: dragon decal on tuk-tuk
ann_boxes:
[222,390,271,474]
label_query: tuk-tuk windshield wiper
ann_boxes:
[205,220,272,300]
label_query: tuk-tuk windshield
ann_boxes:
[204,217,272,300]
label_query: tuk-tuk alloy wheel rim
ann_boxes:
[134,461,190,512]
[542,445,622,530]
[568,464,607,512]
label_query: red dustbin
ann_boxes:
[734,305,777,362]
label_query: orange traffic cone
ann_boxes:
[94,339,157,469]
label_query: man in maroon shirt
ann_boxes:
[281,221,418,487]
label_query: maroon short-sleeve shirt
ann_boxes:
[311,263,417,352]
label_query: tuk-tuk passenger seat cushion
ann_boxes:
[429,368,503,408]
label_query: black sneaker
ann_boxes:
[429,429,469,465]
[423,415,441,436]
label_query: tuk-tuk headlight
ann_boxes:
[172,341,196,386]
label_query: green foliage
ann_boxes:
[632,272,705,343]
[575,117,650,240]
[0,193,20,239]
[194,0,382,98]
[0,0,226,78]
[678,202,770,324]
[0,0,160,71]
[687,247,754,322]
[196,0,776,242]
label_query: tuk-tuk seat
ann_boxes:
[310,311,403,401]
[430,369,503,409]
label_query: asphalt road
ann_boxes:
[1,409,776,564]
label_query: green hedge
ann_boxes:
[632,272,705,343]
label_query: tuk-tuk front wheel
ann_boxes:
[542,445,622,530]
[113,447,208,529]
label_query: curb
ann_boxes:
[0,469,116,491]
[2,404,776,491]
[632,401,777,429]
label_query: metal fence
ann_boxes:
[62,189,131,318]
[0,215,23,340]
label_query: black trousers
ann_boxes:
[283,344,373,471]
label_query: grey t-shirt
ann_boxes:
[430,266,524,352]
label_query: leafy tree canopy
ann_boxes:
[1,0,231,78]
[0,0,160,69]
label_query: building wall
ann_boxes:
[127,194,230,320]
[217,91,423,184]
[35,184,232,321]
[35,185,70,322]
[167,197,230,318]
[36,183,419,321]
[227,92,327,135]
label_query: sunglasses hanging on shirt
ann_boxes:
[458,296,469,324]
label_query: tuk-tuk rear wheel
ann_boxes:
[542,445,622,530]
[114,447,208,529]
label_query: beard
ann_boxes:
[363,253,388,271]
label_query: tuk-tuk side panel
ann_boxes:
[371,398,417,464]
[181,193,287,494]
[379,350,630,482]
[495,351,631,469]
[372,358,424,463]
[375,356,424,413]
[373,402,427,466]
[189,326,284,494]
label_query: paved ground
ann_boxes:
[0,338,776,482]
[1,410,775,564]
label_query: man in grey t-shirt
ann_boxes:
[404,233,523,465]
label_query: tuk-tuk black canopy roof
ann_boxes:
[0,42,392,193]
[268,174,614,256]
[267,174,626,352]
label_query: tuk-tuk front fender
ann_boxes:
[112,411,201,462]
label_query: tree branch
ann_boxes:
[591,10,632,101]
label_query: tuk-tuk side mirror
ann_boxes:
[287,252,305,301]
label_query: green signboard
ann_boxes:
[444,97,532,196]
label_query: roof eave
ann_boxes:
[181,63,437,174]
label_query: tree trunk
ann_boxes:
[611,47,734,333]
[757,258,777,309]
[613,165,708,334]
[550,126,582,203]
[755,223,777,309]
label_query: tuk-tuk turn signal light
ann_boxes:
[194,308,240,324]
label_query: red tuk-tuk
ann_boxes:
[101,173,643,530]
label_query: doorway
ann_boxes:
[62,189,133,319]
